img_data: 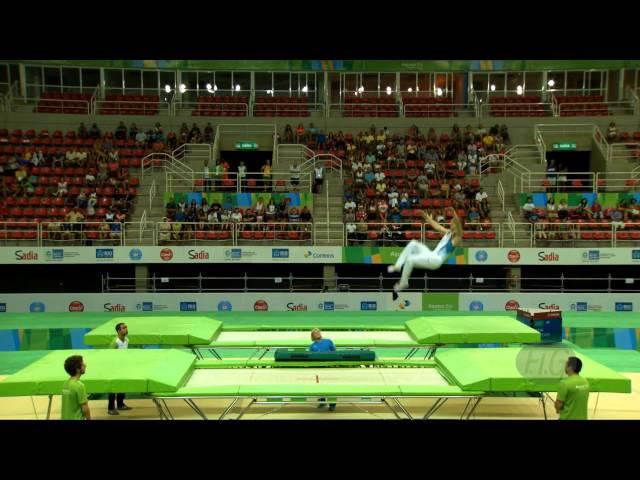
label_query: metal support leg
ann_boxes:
[184,398,208,420]
[460,398,475,420]
[219,397,241,420]
[191,347,203,360]
[235,398,257,420]
[540,395,548,420]
[208,348,222,360]
[392,398,414,420]
[257,347,271,360]
[404,347,418,360]
[152,398,168,420]
[160,399,175,420]
[423,397,448,420]
[382,398,404,420]
[46,395,53,420]
[465,397,483,419]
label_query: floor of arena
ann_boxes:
[0,311,639,420]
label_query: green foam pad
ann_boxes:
[0,349,195,396]
[405,316,541,344]
[435,348,632,393]
[84,316,222,346]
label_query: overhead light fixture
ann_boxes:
[385,86,392,95]
[301,85,308,93]
[164,84,171,93]
[358,86,364,93]
[206,83,212,90]
[235,84,241,92]
[416,86,420,92]
[179,84,186,93]
[516,85,523,95]
[436,88,443,97]
[490,84,496,92]
[547,79,555,87]
[407,87,413,93]
[213,84,218,92]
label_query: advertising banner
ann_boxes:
[469,248,640,266]
[458,293,637,313]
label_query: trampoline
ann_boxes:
[83,315,541,360]
[0,347,630,420]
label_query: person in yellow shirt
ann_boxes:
[261,159,272,191]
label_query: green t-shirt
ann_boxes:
[557,374,590,420]
[61,378,88,420]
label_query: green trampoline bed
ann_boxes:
[83,315,542,360]
[0,348,630,420]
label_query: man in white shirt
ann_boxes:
[290,162,301,190]
[344,198,356,211]
[238,161,247,188]
[374,167,385,183]
[522,197,536,218]
[314,165,324,193]
[475,187,490,216]
[108,322,132,415]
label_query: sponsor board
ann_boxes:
[179,302,197,311]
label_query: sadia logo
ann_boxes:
[475,250,488,263]
[469,301,484,311]
[217,301,233,312]
[29,302,45,313]
[180,302,197,312]
[68,301,84,312]
[160,248,173,261]
[15,250,38,261]
[254,300,269,311]
[104,303,126,312]
[538,302,561,310]
[188,249,210,260]
[360,301,378,311]
[507,250,521,263]
[129,248,143,261]
[0,303,6,313]
[287,303,308,311]
[95,248,114,259]
[505,300,520,311]
[398,300,412,310]
[537,251,560,262]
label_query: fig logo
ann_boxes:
[507,250,521,263]
[505,299,520,311]
[254,300,269,311]
[68,301,84,312]
[160,248,173,261]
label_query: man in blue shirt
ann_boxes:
[310,328,336,411]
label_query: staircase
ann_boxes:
[127,168,166,245]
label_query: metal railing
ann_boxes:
[94,99,171,116]
[557,100,635,117]
[595,170,640,192]
[141,152,194,189]
[329,102,401,117]
[174,101,249,117]
[1,219,639,248]
[609,142,640,164]
[252,102,325,117]
[102,272,640,293]
[9,97,91,114]
[521,171,597,193]
[482,102,552,117]
[149,179,157,211]
[497,180,505,212]
[173,143,212,170]
[276,143,315,167]
[403,103,475,117]
[167,171,313,193]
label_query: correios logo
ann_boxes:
[160,248,173,261]
[287,303,308,311]
[537,251,560,262]
[188,249,210,260]
[15,250,38,260]
[254,300,269,311]
[538,302,561,310]
[507,250,520,263]
[505,300,520,311]
[104,303,126,312]
[304,250,335,259]
[68,301,84,312]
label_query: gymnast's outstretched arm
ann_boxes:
[422,211,449,235]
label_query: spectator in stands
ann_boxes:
[355,204,367,223]
[558,199,569,221]
[126,123,137,140]
[545,196,557,220]
[416,173,428,198]
[344,196,356,212]
[352,156,363,173]
[204,123,214,143]
[389,207,402,224]
[56,179,68,198]
[467,206,481,227]
[207,207,220,224]
[398,192,410,210]
[265,199,277,221]
[575,198,593,220]
[591,197,603,220]
[626,199,640,220]
[166,131,177,150]
[289,161,301,191]
[77,122,88,139]
[242,208,256,229]
[296,124,306,144]
[387,185,399,209]
[115,122,127,140]
[88,123,101,139]
[475,188,490,217]
[31,149,44,167]
[367,200,378,221]
[86,193,97,217]
[607,122,618,143]
[451,124,462,145]
[425,158,437,179]
[468,150,479,176]
[75,191,88,210]
[346,222,357,243]
[378,198,389,222]
[499,125,510,144]
[307,123,318,144]
[288,206,300,226]
[363,166,375,186]
[276,198,289,221]
[375,180,386,198]
[610,203,625,230]
[158,218,172,243]
[283,125,294,143]
[135,129,147,148]
[345,207,356,224]
[314,163,324,193]
[522,196,536,218]
[453,189,466,210]
[354,167,364,188]
[316,131,326,150]
[237,161,247,188]
[300,206,312,223]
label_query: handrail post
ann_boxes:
[289,272,294,292]
[379,272,384,292]
[560,273,564,293]
[608,273,612,293]
[152,273,157,293]
[198,272,203,293]
[244,272,249,293]
[469,273,474,292]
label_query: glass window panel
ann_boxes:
[142,70,159,96]
[547,71,565,93]
[566,71,584,94]
[255,72,272,97]
[361,73,378,96]
[123,69,141,89]
[62,67,80,86]
[399,73,417,93]
[0,64,8,83]
[44,67,61,86]
[232,72,250,95]
[105,69,123,88]
[524,72,542,96]
[380,73,396,96]
[81,69,100,92]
